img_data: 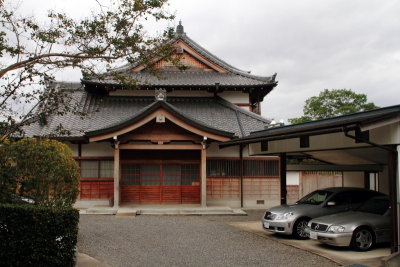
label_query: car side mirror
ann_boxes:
[326,201,336,206]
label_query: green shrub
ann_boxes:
[1,138,80,207]
[0,204,79,267]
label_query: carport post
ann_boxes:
[280,153,287,205]
[389,147,399,253]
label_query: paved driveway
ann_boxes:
[78,210,338,267]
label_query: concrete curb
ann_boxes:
[79,206,247,216]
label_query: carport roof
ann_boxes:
[220,104,400,148]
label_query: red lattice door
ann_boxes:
[120,162,200,204]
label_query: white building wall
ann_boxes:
[287,171,300,185]
[218,91,249,104]
[207,142,242,157]
[82,142,114,157]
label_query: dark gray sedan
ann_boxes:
[306,196,390,251]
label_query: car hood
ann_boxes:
[268,203,318,214]
[311,211,378,225]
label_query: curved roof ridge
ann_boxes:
[180,35,276,83]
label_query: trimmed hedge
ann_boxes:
[0,204,79,267]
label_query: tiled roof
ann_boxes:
[84,71,274,88]
[23,82,270,139]
[82,27,277,88]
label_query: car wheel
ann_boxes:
[293,218,310,239]
[351,227,375,251]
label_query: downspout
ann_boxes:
[240,144,244,208]
[343,127,399,253]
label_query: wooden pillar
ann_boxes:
[201,149,207,207]
[113,147,120,209]
[280,153,287,205]
[240,145,244,208]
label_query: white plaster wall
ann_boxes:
[110,89,214,97]
[207,142,242,157]
[239,106,252,112]
[287,171,300,185]
[82,142,114,157]
[218,91,249,104]
[65,142,79,157]
[343,172,364,188]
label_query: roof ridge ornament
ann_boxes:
[155,88,167,101]
[176,20,185,36]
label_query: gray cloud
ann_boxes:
[17,0,400,121]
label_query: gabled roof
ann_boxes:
[85,99,235,140]
[81,22,277,92]
[220,104,400,148]
[23,82,271,140]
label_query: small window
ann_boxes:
[300,136,309,148]
[261,141,268,151]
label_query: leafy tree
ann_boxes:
[0,0,175,139]
[0,138,80,207]
[289,89,379,124]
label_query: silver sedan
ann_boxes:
[306,196,391,251]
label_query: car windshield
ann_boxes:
[357,198,389,215]
[297,190,333,205]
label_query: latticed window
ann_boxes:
[121,164,140,185]
[80,160,114,178]
[207,158,279,178]
[206,159,240,177]
[244,160,279,177]
[181,164,200,185]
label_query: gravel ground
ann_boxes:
[78,210,338,267]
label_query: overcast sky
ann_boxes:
[15,0,400,122]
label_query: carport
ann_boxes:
[220,104,400,254]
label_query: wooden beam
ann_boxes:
[119,144,203,150]
[89,108,230,142]
[119,133,202,143]
[287,164,384,172]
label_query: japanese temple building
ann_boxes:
[25,22,280,208]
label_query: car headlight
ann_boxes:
[275,212,294,220]
[328,225,346,233]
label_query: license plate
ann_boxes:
[310,231,318,240]
[263,222,269,228]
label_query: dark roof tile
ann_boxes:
[24,84,271,139]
